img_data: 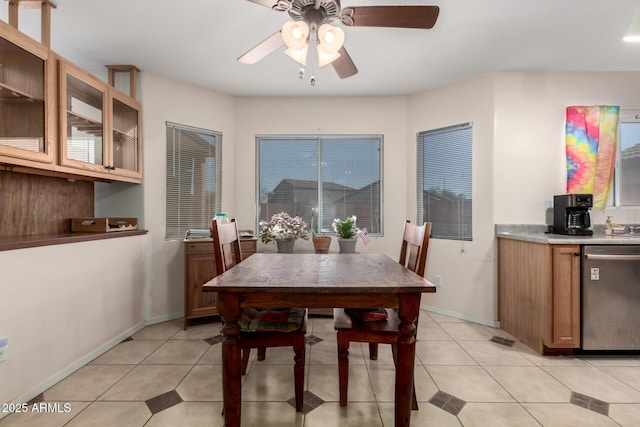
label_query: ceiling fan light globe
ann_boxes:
[282,21,310,50]
[317,49,341,67]
[285,46,308,66]
[318,24,345,54]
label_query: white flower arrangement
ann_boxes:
[259,212,310,243]
[332,215,361,239]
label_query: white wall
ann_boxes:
[493,71,640,226]
[404,71,640,326]
[0,236,146,406]
[233,96,410,258]
[136,72,235,322]
[408,74,498,325]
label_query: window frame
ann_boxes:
[255,134,384,236]
[611,109,640,207]
[416,123,473,241]
[165,121,222,240]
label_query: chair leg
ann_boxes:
[337,331,350,407]
[392,344,418,410]
[241,349,250,375]
[368,343,379,360]
[257,347,266,361]
[293,333,306,412]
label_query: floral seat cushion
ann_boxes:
[239,308,306,332]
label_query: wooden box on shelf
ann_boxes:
[71,217,138,233]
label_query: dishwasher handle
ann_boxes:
[584,253,640,261]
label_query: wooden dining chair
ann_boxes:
[333,220,431,408]
[211,218,307,412]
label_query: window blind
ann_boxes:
[417,123,472,241]
[166,122,222,239]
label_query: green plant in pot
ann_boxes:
[310,214,331,254]
[332,215,360,253]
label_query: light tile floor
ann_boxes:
[2,310,640,426]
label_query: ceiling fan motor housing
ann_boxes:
[288,0,341,24]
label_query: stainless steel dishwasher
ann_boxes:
[582,245,640,351]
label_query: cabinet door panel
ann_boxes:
[0,21,55,167]
[187,252,217,317]
[109,91,141,180]
[550,245,581,347]
[59,61,109,175]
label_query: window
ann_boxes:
[612,110,640,206]
[257,136,382,235]
[166,122,222,239]
[417,123,472,241]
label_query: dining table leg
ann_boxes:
[396,293,420,427]
[218,292,242,427]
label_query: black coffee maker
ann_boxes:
[553,194,593,236]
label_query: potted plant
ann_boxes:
[259,212,309,253]
[310,214,331,254]
[332,215,360,253]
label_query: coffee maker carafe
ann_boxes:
[553,194,593,236]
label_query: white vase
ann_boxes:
[337,238,357,253]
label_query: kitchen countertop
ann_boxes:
[495,224,640,245]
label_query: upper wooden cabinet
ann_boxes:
[58,59,142,183]
[0,20,56,168]
[0,20,142,183]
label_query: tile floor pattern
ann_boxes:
[3,311,640,426]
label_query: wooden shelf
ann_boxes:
[0,81,43,102]
[67,110,103,136]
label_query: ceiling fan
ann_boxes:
[238,0,440,80]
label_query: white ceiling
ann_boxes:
[2,0,639,97]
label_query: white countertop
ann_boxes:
[496,230,640,245]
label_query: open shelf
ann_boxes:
[0,81,44,102]
[67,110,103,137]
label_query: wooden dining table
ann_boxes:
[203,253,436,427]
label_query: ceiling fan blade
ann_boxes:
[238,31,284,64]
[245,0,290,11]
[341,6,439,29]
[245,0,278,8]
[332,47,358,79]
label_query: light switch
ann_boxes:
[590,267,600,281]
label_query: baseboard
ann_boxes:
[421,304,500,328]
[0,320,146,417]
[145,311,184,326]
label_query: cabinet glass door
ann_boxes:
[0,24,52,165]
[110,93,141,178]
[63,72,105,168]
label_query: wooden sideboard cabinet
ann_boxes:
[183,237,257,328]
[498,238,580,354]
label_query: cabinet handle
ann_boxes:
[574,252,580,256]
